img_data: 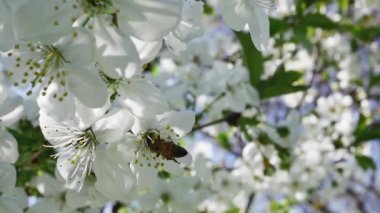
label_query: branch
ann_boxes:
[244,192,255,213]
[191,113,241,133]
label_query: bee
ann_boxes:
[144,130,188,164]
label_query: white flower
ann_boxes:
[0,129,19,164]
[40,105,134,191]
[28,173,107,213]
[129,110,195,188]
[204,62,260,116]
[0,85,23,163]
[164,0,205,53]
[137,176,204,213]
[220,0,274,52]
[0,0,20,52]
[1,28,108,108]
[91,17,141,79]
[263,110,302,148]
[0,163,28,213]
[117,77,169,118]
[13,0,183,76]
[91,138,136,201]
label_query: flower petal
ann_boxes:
[130,163,157,189]
[0,0,17,51]
[220,0,246,31]
[37,82,76,122]
[13,0,77,42]
[159,110,195,138]
[0,163,16,192]
[0,96,23,126]
[92,147,135,201]
[119,78,169,118]
[66,65,108,108]
[56,28,95,66]
[93,108,134,143]
[116,0,182,41]
[0,131,19,164]
[93,17,141,79]
[73,98,110,130]
[131,36,162,64]
[248,7,269,52]
[31,174,63,197]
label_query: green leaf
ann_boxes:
[352,113,380,147]
[276,146,292,170]
[270,18,287,36]
[347,25,380,42]
[203,1,214,15]
[216,132,231,150]
[223,207,240,213]
[263,156,276,176]
[235,31,263,86]
[369,75,380,88]
[158,170,171,179]
[355,154,376,170]
[300,13,339,30]
[257,66,307,99]
[238,117,260,142]
[7,120,55,187]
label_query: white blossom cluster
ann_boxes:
[1,0,380,212]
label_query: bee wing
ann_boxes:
[175,153,192,168]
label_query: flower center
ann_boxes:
[79,0,116,16]
[4,44,69,100]
[44,125,97,188]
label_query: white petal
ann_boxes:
[66,65,108,108]
[130,163,157,189]
[0,163,16,192]
[248,7,269,52]
[13,0,77,42]
[26,198,57,213]
[93,17,141,79]
[5,188,28,209]
[116,0,182,41]
[220,0,246,31]
[56,28,95,66]
[37,83,76,122]
[104,134,138,166]
[31,174,63,197]
[172,0,204,42]
[163,160,184,176]
[0,0,17,51]
[176,154,192,167]
[39,112,73,143]
[225,91,246,112]
[93,148,135,201]
[92,108,134,143]
[242,84,260,106]
[56,155,85,192]
[0,131,19,164]
[73,98,110,130]
[0,96,24,126]
[131,36,162,64]
[65,184,108,209]
[119,78,169,118]
[164,33,187,54]
[0,188,28,213]
[131,115,159,135]
[159,110,195,137]
[0,197,24,213]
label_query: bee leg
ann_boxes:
[156,153,160,158]
[172,159,180,164]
